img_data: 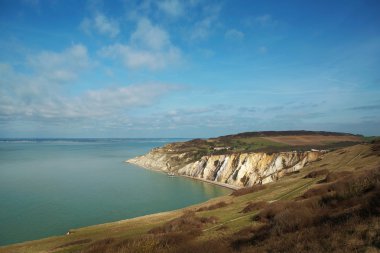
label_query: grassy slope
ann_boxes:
[2,141,379,253]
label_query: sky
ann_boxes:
[0,0,380,138]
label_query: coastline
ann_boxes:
[125,160,240,191]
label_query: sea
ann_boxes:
[0,138,230,246]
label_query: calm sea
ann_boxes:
[0,139,230,246]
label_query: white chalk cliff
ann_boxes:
[127,147,324,188]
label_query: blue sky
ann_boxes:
[0,0,379,138]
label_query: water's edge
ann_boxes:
[126,161,239,190]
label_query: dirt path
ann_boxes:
[345,149,365,166]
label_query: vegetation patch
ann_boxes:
[53,238,92,250]
[162,131,364,157]
[196,201,229,212]
[320,170,353,183]
[232,167,380,252]
[303,169,329,178]
[82,238,116,253]
[230,184,266,197]
[240,201,267,213]
[148,211,218,235]
[370,140,380,156]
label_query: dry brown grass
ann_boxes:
[303,169,329,178]
[80,147,380,253]
[240,201,267,213]
[82,238,116,253]
[231,166,380,252]
[53,238,92,250]
[196,201,229,212]
[230,184,266,197]
[262,135,363,146]
[148,211,217,235]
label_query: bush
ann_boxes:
[230,184,266,197]
[148,211,218,235]
[240,201,267,213]
[232,167,380,252]
[322,170,353,183]
[197,201,229,212]
[303,169,329,178]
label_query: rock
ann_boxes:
[127,149,323,187]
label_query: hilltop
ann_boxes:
[163,130,364,156]
[127,131,366,188]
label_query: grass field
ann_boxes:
[165,131,366,155]
[261,134,363,146]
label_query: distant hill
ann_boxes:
[168,130,365,155]
[221,130,361,138]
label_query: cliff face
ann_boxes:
[127,148,324,188]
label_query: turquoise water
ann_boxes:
[0,139,230,246]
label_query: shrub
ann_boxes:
[148,211,218,235]
[240,201,267,213]
[82,238,116,253]
[197,201,229,212]
[230,184,266,197]
[272,205,315,234]
[303,169,329,178]
[322,170,353,183]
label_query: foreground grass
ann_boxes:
[1,141,379,253]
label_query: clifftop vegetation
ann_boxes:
[162,131,365,157]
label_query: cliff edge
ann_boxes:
[127,131,362,188]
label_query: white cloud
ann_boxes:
[126,0,199,20]
[84,84,175,110]
[79,18,92,34]
[255,14,277,27]
[225,29,244,40]
[100,43,180,70]
[131,18,170,50]
[27,44,89,83]
[0,86,158,120]
[0,57,176,121]
[258,46,268,54]
[94,13,120,37]
[100,18,181,70]
[0,45,92,121]
[157,0,184,17]
[190,4,221,41]
[80,13,120,38]
[0,43,179,125]
[191,17,213,40]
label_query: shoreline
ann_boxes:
[125,160,241,191]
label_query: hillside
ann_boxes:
[1,138,379,253]
[127,131,366,188]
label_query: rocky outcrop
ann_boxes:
[127,148,324,188]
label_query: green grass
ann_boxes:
[168,134,364,158]
[172,136,290,155]
[362,136,380,142]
